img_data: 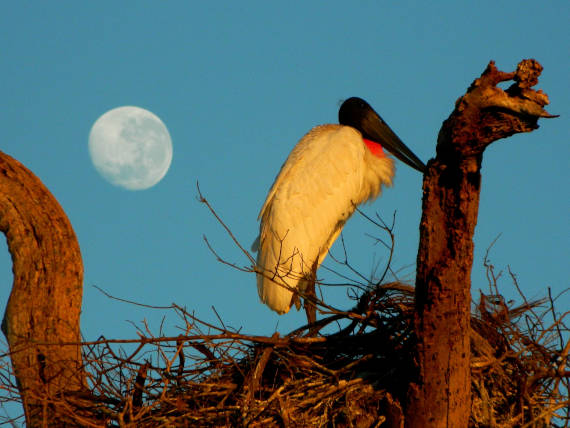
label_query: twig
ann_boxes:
[197,181,256,265]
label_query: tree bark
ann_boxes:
[406,60,556,427]
[0,151,86,426]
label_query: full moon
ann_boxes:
[88,106,173,190]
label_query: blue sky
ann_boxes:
[1,0,568,366]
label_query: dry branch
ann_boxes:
[0,150,86,426]
[408,59,557,427]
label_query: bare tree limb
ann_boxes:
[406,59,557,427]
[0,150,86,426]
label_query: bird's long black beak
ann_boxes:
[339,97,426,173]
[363,111,426,173]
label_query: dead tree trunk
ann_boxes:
[0,151,86,426]
[405,60,556,427]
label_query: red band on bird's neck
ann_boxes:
[363,139,385,158]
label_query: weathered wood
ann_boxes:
[0,151,85,426]
[406,60,555,427]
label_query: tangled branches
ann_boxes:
[0,194,567,427]
[0,280,566,427]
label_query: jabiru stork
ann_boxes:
[252,97,425,315]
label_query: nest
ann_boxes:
[1,278,567,427]
[0,200,567,426]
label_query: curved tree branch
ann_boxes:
[0,151,85,426]
[406,59,556,427]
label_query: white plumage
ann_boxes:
[253,125,394,313]
[252,97,425,315]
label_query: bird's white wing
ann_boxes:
[255,124,392,314]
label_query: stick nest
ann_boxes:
[0,199,567,426]
[0,278,567,427]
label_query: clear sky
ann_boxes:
[0,0,568,369]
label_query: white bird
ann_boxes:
[252,97,425,315]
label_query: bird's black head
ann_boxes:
[338,97,378,139]
[338,96,426,173]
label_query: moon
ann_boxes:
[88,106,173,190]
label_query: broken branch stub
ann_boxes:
[436,59,556,160]
[407,59,556,428]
